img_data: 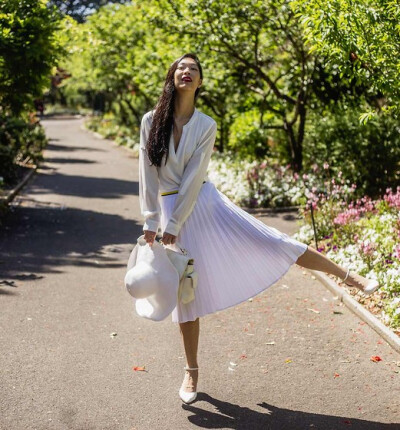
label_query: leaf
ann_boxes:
[265,341,275,345]
[132,366,146,371]
[334,373,340,378]
[370,355,382,362]
[307,308,320,314]
[285,358,292,363]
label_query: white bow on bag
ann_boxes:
[161,240,198,305]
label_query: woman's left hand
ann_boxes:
[161,232,177,245]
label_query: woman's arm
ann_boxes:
[139,113,161,233]
[164,120,217,237]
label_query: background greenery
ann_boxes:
[1,0,399,197]
[0,0,398,329]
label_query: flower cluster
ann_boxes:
[294,184,400,331]
[384,186,400,210]
[208,152,308,208]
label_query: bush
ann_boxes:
[304,107,400,198]
[0,115,47,184]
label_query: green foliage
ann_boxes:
[304,106,400,198]
[227,110,272,159]
[292,0,400,116]
[0,115,47,183]
[155,0,317,171]
[56,0,400,197]
[0,0,64,116]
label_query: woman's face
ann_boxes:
[174,58,202,95]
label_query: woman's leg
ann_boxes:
[295,245,374,291]
[179,317,200,393]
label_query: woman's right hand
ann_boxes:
[143,229,157,246]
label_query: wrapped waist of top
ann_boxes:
[160,181,207,196]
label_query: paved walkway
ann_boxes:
[0,117,399,430]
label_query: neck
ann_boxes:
[174,95,195,120]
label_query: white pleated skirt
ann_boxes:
[159,181,308,323]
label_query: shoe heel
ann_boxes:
[179,366,198,404]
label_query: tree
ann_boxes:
[0,0,64,116]
[153,0,322,171]
[291,0,400,118]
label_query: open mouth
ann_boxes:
[182,77,192,82]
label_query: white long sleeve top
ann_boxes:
[139,107,218,237]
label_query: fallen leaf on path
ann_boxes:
[334,373,340,378]
[265,341,275,345]
[307,308,320,314]
[110,332,117,338]
[239,354,247,360]
[132,366,146,371]
[333,310,343,314]
[371,356,382,362]
[285,359,292,363]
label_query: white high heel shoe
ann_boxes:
[179,366,198,404]
[342,268,380,295]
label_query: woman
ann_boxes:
[138,53,381,405]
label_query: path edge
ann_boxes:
[0,165,38,207]
[310,269,400,354]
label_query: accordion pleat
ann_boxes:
[159,182,308,323]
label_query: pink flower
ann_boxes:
[333,208,361,225]
[384,186,400,209]
[323,162,329,170]
[359,241,377,256]
[393,244,400,260]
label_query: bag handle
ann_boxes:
[159,239,188,255]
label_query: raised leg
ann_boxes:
[295,245,379,293]
[295,246,347,279]
[179,317,199,393]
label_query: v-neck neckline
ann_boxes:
[171,108,198,156]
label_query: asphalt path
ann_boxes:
[0,116,399,430]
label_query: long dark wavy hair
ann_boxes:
[146,53,203,167]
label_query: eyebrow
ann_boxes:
[178,62,198,67]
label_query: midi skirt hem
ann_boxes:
[171,246,307,323]
[159,181,309,324]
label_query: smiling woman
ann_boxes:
[134,52,382,407]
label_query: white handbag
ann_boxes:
[161,240,198,305]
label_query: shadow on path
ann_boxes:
[0,203,141,287]
[26,170,138,199]
[182,394,398,429]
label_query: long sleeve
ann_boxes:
[164,120,217,236]
[138,113,161,233]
